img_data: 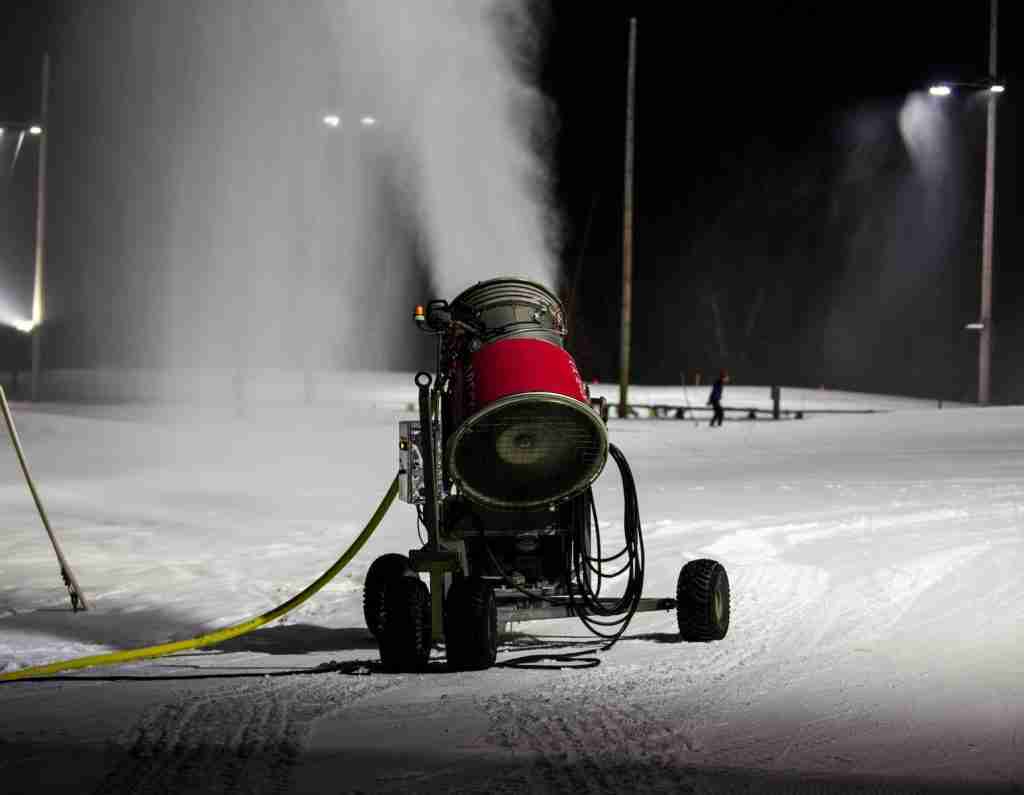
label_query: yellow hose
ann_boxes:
[0,476,399,682]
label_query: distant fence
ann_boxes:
[602,403,882,421]
[589,389,889,423]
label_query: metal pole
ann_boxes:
[31,53,50,403]
[618,18,637,418]
[0,385,89,610]
[978,0,997,404]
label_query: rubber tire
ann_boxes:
[363,553,413,638]
[444,577,498,671]
[378,575,432,673]
[676,559,730,641]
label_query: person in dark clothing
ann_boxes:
[708,370,728,427]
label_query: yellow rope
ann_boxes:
[1,476,398,682]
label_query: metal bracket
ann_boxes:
[409,545,461,573]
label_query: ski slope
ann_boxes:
[0,378,1022,793]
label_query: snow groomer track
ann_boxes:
[1,385,1023,794]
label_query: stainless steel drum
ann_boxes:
[450,278,566,347]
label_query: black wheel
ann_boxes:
[378,575,432,673]
[444,577,498,671]
[363,553,413,638]
[677,559,730,641]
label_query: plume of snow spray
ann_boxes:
[898,92,953,189]
[325,0,560,298]
[48,0,559,384]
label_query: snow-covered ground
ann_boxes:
[1,378,1022,793]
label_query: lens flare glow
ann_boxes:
[2,318,35,333]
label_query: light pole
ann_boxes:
[0,122,42,331]
[0,56,48,399]
[31,53,50,403]
[929,0,1002,404]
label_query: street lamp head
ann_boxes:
[28,125,42,135]
[928,85,952,97]
[360,115,377,127]
[323,114,341,128]
[990,84,1005,93]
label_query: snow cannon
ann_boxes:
[444,279,607,510]
[365,277,731,673]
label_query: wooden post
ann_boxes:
[617,19,637,419]
[978,0,998,404]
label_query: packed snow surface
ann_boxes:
[1,378,1021,793]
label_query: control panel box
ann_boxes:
[398,420,425,505]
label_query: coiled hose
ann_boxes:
[485,443,645,653]
[566,443,645,647]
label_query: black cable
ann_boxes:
[497,646,601,670]
[567,444,645,647]
[415,505,426,545]
[481,443,645,653]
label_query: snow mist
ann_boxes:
[324,1,559,299]
[46,0,557,395]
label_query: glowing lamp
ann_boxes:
[928,85,952,97]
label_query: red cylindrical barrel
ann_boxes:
[467,337,587,414]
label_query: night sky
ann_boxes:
[1,2,1021,401]
[540,2,1022,400]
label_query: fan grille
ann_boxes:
[448,393,607,510]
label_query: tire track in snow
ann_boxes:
[468,499,1018,789]
[92,670,399,795]
[796,541,993,655]
[480,689,699,794]
[699,498,1015,661]
[476,660,733,793]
